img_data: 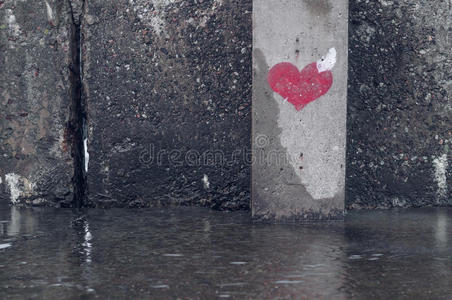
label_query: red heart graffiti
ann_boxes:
[267,62,333,111]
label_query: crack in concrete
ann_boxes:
[68,0,87,208]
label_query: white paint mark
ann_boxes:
[5,174,35,204]
[202,174,210,189]
[163,253,184,257]
[316,48,336,73]
[5,174,21,204]
[0,243,12,250]
[151,285,169,289]
[6,9,21,38]
[45,1,54,23]
[433,154,448,198]
[84,138,89,173]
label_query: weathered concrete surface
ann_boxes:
[347,0,452,209]
[252,0,348,220]
[0,0,76,206]
[82,0,252,209]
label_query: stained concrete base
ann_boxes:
[0,1,75,206]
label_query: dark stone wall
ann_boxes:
[2,0,450,212]
[82,0,252,209]
[347,0,452,209]
[0,1,75,206]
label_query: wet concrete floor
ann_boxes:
[0,204,451,299]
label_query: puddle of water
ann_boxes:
[151,285,169,289]
[274,280,304,284]
[0,204,452,299]
[218,283,247,287]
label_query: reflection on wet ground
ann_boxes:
[0,204,451,299]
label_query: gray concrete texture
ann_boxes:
[0,0,75,206]
[347,0,452,209]
[82,0,252,209]
[252,0,348,220]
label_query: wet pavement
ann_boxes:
[0,204,451,299]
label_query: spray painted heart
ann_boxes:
[267,48,336,111]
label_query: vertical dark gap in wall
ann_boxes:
[68,0,86,208]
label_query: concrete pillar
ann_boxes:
[0,1,76,206]
[252,0,348,220]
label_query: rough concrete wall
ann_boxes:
[347,0,452,209]
[82,0,252,209]
[0,0,76,206]
[252,0,348,221]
